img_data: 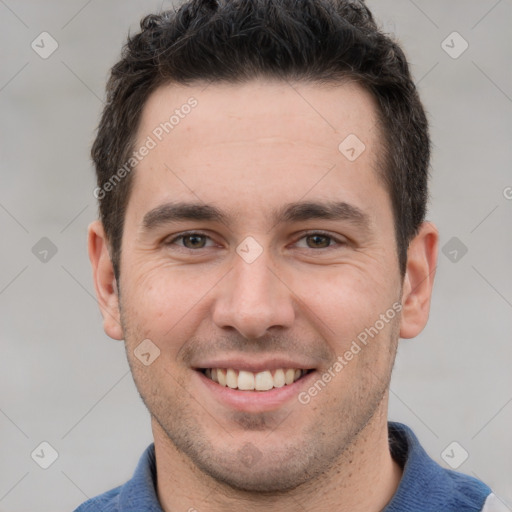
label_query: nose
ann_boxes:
[211,248,296,339]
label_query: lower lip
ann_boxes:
[195,370,316,412]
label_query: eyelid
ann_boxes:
[293,230,348,248]
[164,230,218,247]
[163,230,348,249]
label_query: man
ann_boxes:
[77,0,503,510]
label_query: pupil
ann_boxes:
[185,235,205,248]
[308,235,329,248]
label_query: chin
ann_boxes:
[194,452,314,494]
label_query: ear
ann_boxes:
[88,220,124,340]
[400,222,439,339]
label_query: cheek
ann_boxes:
[300,264,397,341]
[120,261,221,344]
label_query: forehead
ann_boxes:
[138,78,381,151]
[129,79,388,224]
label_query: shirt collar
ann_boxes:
[118,441,163,511]
[383,421,490,511]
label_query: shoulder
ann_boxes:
[73,485,122,512]
[72,444,161,512]
[386,422,493,512]
[442,469,494,511]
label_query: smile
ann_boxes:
[200,368,313,391]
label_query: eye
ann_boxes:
[165,232,215,249]
[294,232,346,249]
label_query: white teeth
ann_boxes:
[254,370,273,391]
[226,368,238,389]
[273,369,285,388]
[285,368,295,385]
[217,368,227,387]
[238,370,255,390]
[204,367,309,391]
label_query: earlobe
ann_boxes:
[88,221,124,340]
[399,222,439,339]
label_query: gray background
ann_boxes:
[0,0,511,510]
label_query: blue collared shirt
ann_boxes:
[74,422,496,511]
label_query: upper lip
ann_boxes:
[193,356,316,373]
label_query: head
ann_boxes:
[89,0,438,495]
[92,0,430,282]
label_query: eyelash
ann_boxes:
[164,230,347,250]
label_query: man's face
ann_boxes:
[115,80,404,491]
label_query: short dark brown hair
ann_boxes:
[92,0,430,281]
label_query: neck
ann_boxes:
[153,399,403,512]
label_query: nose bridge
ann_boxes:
[233,254,276,308]
[212,244,295,338]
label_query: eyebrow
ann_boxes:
[272,201,371,230]
[142,203,228,230]
[141,200,372,232]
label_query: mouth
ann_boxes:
[198,367,314,392]
[194,363,318,412]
